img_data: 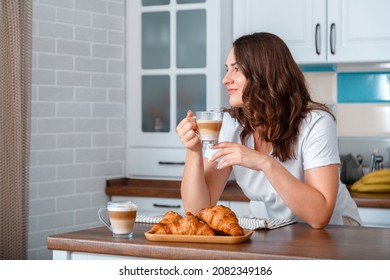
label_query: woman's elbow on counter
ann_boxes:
[309,222,327,229]
[306,214,332,229]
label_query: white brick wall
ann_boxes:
[29,0,125,259]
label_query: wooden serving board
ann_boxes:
[144,229,253,244]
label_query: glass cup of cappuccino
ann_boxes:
[98,201,138,239]
[195,111,223,145]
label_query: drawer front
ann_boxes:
[128,148,186,179]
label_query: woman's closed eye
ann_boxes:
[225,62,240,73]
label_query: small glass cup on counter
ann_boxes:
[98,201,138,239]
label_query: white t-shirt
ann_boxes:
[204,111,362,225]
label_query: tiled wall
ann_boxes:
[304,69,390,168]
[30,0,126,259]
[337,70,390,168]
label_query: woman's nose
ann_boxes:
[222,72,231,85]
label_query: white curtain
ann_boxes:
[0,0,32,259]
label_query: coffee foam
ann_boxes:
[108,202,137,212]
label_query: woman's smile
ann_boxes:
[227,87,238,95]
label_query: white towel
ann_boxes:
[238,217,296,230]
[136,215,295,230]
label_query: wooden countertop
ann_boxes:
[47,222,390,259]
[106,178,390,208]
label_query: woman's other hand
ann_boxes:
[208,142,266,171]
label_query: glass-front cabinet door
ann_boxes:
[126,0,231,178]
[127,0,226,146]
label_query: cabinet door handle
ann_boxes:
[153,203,181,209]
[315,23,321,55]
[158,161,185,165]
[330,23,336,55]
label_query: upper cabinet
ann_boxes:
[327,0,390,63]
[127,0,231,148]
[233,0,390,64]
[233,0,327,64]
[126,0,231,179]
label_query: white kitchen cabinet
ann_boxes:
[127,147,186,179]
[233,0,327,64]
[52,250,146,260]
[233,0,390,64]
[126,0,231,179]
[327,0,390,63]
[358,207,390,228]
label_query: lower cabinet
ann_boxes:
[52,250,147,260]
[358,207,390,228]
[127,148,186,179]
[112,196,390,227]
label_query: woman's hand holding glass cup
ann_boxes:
[177,110,223,150]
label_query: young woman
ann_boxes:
[176,32,361,229]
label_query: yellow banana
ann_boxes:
[351,179,390,193]
[361,169,390,185]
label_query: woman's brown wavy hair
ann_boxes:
[226,32,335,162]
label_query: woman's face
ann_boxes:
[222,48,247,107]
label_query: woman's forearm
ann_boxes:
[180,149,211,214]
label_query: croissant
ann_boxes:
[198,205,244,236]
[149,211,182,234]
[150,212,215,236]
[149,222,172,234]
[160,211,182,223]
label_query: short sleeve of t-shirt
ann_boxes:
[301,111,340,170]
